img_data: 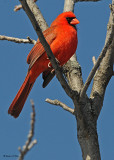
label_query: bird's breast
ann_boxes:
[51,26,78,66]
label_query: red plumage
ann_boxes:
[8,11,79,118]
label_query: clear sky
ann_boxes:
[0,0,113,160]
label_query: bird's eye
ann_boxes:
[66,17,75,24]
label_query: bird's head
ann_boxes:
[51,11,79,28]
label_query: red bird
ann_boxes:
[8,11,79,118]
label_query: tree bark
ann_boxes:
[77,119,101,160]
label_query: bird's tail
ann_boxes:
[8,72,34,118]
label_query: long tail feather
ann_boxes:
[8,73,34,118]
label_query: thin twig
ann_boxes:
[18,100,37,160]
[14,0,37,12]
[46,98,75,114]
[0,35,36,44]
[80,22,114,99]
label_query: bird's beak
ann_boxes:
[70,18,80,25]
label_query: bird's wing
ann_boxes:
[27,26,57,70]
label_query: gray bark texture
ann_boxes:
[19,0,114,159]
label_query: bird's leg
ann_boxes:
[47,57,60,68]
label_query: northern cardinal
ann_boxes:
[8,11,79,118]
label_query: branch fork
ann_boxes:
[0,35,36,44]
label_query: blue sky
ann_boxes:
[0,0,113,160]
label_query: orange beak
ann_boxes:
[70,18,80,25]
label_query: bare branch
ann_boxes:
[90,2,114,117]
[0,35,36,44]
[80,20,114,99]
[45,98,75,114]
[63,0,75,12]
[18,100,37,160]
[63,55,84,93]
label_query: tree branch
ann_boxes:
[20,0,48,32]
[63,0,75,12]
[80,19,114,99]
[90,2,114,117]
[45,98,75,114]
[18,100,37,160]
[0,35,36,44]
